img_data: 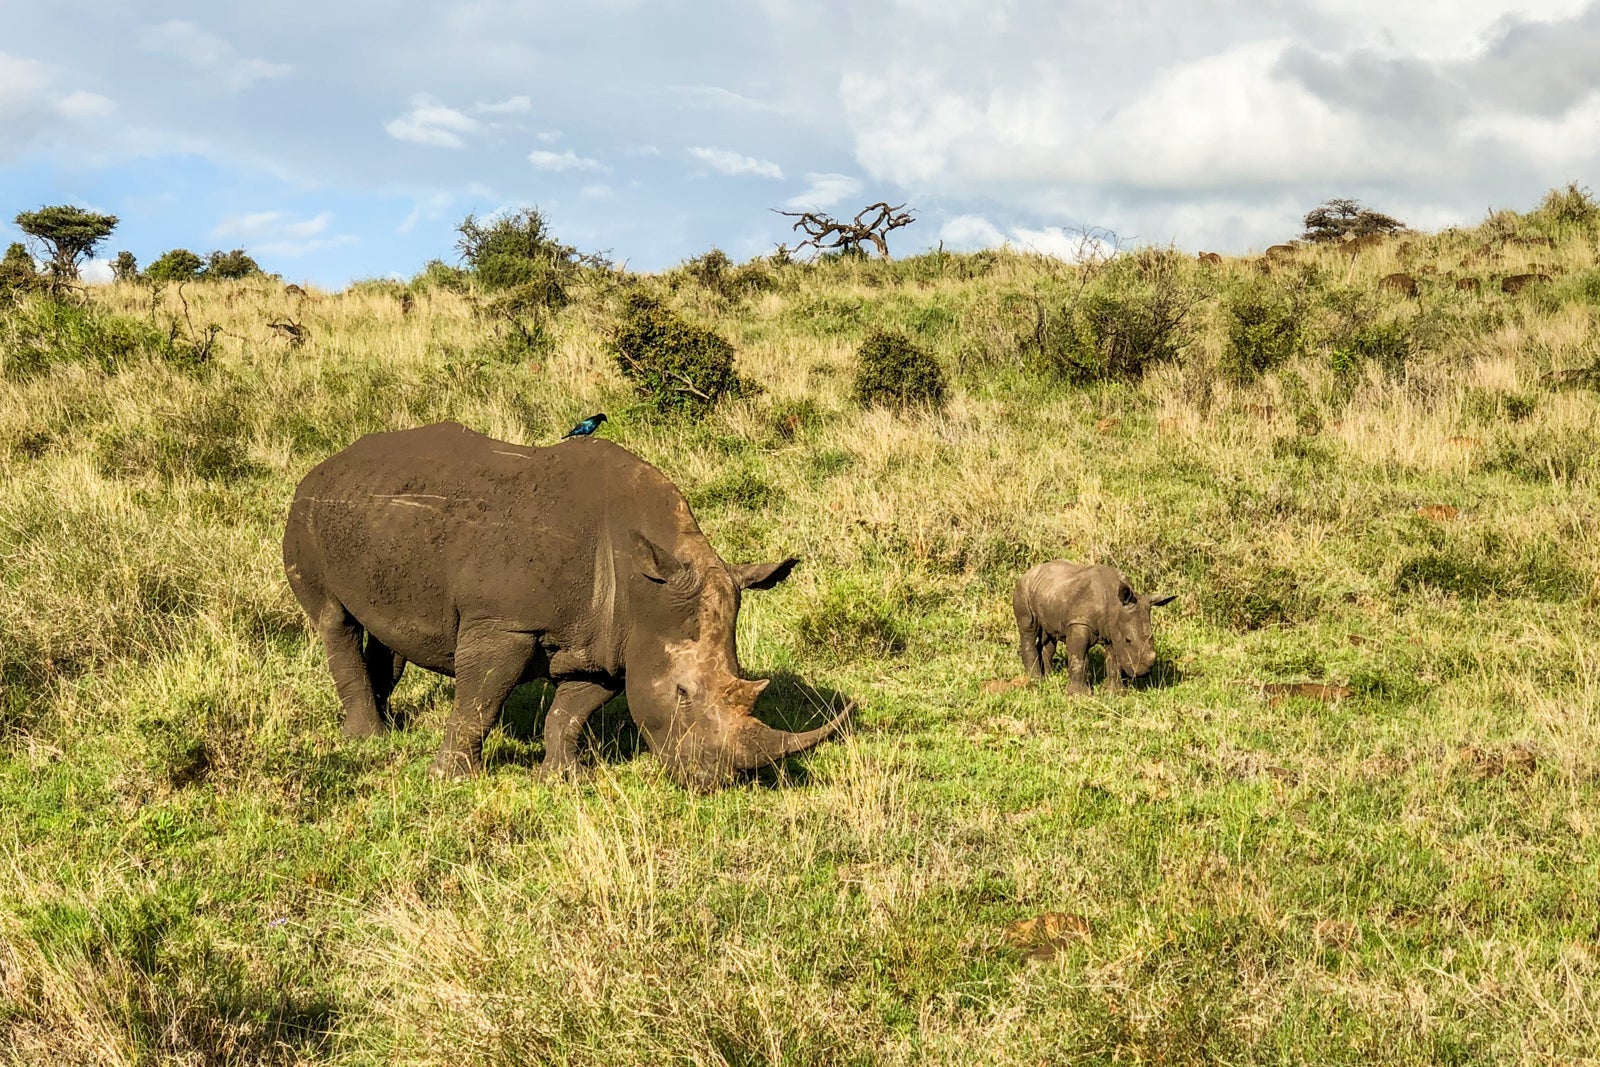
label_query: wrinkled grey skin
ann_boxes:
[283,422,846,791]
[1013,562,1175,695]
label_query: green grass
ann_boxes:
[2,205,1600,1064]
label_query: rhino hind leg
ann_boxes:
[539,679,621,780]
[1017,611,1049,679]
[430,627,540,778]
[363,634,406,728]
[311,606,386,738]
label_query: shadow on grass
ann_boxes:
[1046,649,1185,691]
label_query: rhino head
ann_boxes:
[1106,582,1176,679]
[622,532,847,791]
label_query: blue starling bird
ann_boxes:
[561,412,607,440]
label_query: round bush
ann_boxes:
[852,329,947,411]
[611,293,753,412]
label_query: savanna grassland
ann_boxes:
[2,196,1600,1065]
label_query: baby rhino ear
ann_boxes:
[1118,584,1137,607]
[1150,594,1177,607]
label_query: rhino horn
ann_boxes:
[724,703,852,772]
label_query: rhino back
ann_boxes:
[1020,561,1120,638]
[286,423,681,673]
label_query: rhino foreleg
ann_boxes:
[540,679,621,779]
[1062,625,1092,696]
[431,628,539,777]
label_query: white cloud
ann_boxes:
[937,215,1115,260]
[139,20,290,92]
[0,53,118,163]
[384,94,480,148]
[211,210,348,256]
[937,214,1006,249]
[57,91,115,119]
[80,258,114,285]
[1305,0,1592,59]
[1459,88,1600,169]
[475,94,532,115]
[397,191,455,234]
[529,148,605,172]
[785,172,863,209]
[1089,41,1391,190]
[674,85,785,113]
[687,146,783,179]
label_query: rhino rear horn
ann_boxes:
[1150,594,1177,607]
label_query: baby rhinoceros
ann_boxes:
[1013,562,1174,694]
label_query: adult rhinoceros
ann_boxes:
[283,422,845,791]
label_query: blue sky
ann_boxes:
[3,0,1598,288]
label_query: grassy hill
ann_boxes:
[2,195,1599,1064]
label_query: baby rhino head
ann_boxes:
[1108,582,1175,678]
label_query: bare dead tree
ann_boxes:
[772,202,916,261]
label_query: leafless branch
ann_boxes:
[771,201,916,261]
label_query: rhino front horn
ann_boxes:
[726,703,852,772]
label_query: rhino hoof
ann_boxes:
[428,752,480,779]
[535,759,588,784]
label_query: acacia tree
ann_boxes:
[1301,198,1405,243]
[14,205,119,281]
[773,202,916,260]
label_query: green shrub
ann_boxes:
[455,208,581,310]
[852,329,947,411]
[0,242,42,295]
[145,248,204,283]
[1222,281,1302,381]
[794,581,908,659]
[0,298,176,380]
[611,293,754,412]
[677,248,776,302]
[1028,249,1194,382]
[1463,388,1536,423]
[685,247,732,292]
[1329,317,1412,377]
[1533,181,1599,229]
[109,250,139,282]
[1395,539,1585,602]
[411,258,471,293]
[204,248,262,280]
[687,466,781,512]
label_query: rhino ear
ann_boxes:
[1150,594,1177,607]
[633,531,683,584]
[732,557,799,590]
[1118,583,1137,607]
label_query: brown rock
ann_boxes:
[1501,272,1551,294]
[1379,272,1418,297]
[1416,504,1459,521]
